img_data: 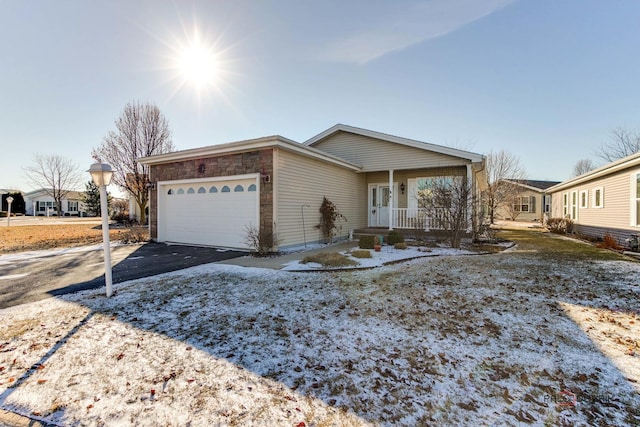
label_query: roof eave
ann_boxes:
[138,135,362,172]
[547,152,640,193]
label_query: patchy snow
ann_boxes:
[0,242,126,264]
[0,246,639,426]
[282,245,478,271]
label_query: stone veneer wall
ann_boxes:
[148,149,274,241]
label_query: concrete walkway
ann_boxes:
[216,241,358,269]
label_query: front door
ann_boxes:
[368,183,398,227]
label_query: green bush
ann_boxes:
[394,242,408,250]
[351,249,372,258]
[387,230,405,244]
[359,235,375,249]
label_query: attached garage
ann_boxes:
[139,134,362,251]
[157,175,259,249]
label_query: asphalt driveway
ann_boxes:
[0,243,245,309]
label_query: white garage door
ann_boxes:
[159,176,259,249]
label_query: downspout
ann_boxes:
[301,204,311,248]
[388,169,394,230]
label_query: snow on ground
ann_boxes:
[0,242,639,426]
[282,245,478,271]
[0,242,124,264]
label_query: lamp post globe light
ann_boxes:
[89,163,114,297]
[6,196,13,226]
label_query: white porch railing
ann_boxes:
[391,208,450,230]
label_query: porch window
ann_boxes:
[407,176,456,212]
[571,191,578,220]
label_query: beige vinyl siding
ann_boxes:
[312,131,469,171]
[550,166,640,232]
[275,148,367,248]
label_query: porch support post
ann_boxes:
[388,169,394,230]
[466,164,473,232]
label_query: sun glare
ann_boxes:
[163,25,229,101]
[177,38,219,89]
[157,20,238,108]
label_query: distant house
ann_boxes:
[138,124,487,250]
[547,152,640,245]
[24,189,87,217]
[495,180,561,222]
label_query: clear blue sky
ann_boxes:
[2,0,639,192]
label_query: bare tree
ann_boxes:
[595,127,640,162]
[483,150,527,224]
[23,154,83,215]
[572,158,597,177]
[418,176,470,249]
[92,101,174,225]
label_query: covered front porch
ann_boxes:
[364,166,471,231]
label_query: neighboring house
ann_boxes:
[495,180,561,222]
[138,124,486,250]
[547,151,640,245]
[128,197,143,222]
[125,172,146,223]
[24,189,87,217]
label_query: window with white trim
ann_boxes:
[579,190,588,209]
[68,201,79,212]
[593,187,604,208]
[37,201,56,212]
[512,196,535,213]
[544,195,551,213]
[407,176,457,212]
[570,191,578,220]
[563,193,569,217]
[634,173,640,226]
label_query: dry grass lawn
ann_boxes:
[0,230,638,425]
[0,224,147,253]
